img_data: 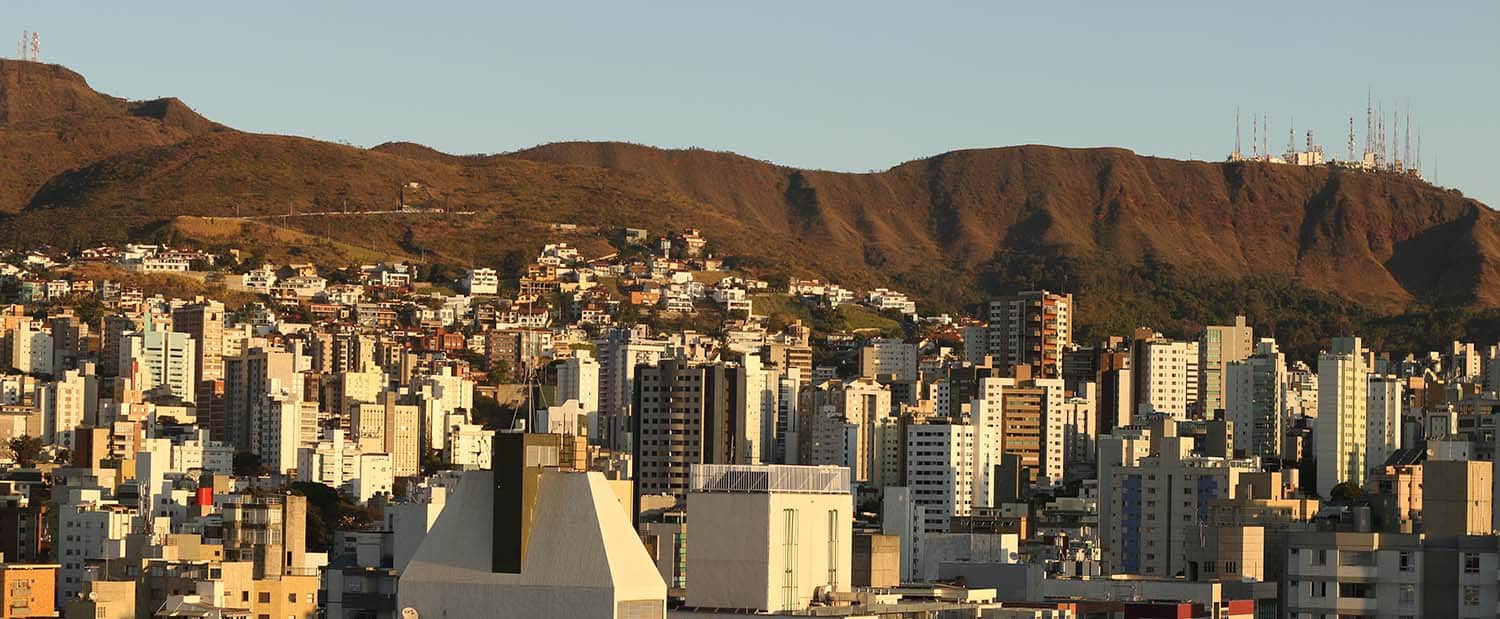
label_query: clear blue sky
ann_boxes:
[11,1,1500,204]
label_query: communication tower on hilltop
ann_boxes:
[1347,116,1355,162]
[30,31,38,62]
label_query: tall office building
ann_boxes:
[1199,315,1254,416]
[987,290,1072,379]
[1225,339,1286,459]
[1316,336,1370,496]
[120,314,197,403]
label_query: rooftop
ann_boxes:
[689,464,850,495]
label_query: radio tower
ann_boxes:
[1262,113,1269,161]
[1389,108,1397,170]
[1233,108,1241,160]
[17,31,26,61]
[1404,105,1411,172]
[1416,125,1422,177]
[1347,116,1355,162]
[1287,117,1295,158]
[29,32,38,62]
[1251,114,1259,159]
[1365,88,1374,159]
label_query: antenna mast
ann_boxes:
[1251,114,1259,159]
[1287,117,1295,158]
[1347,116,1355,162]
[1234,108,1241,160]
[1404,105,1411,173]
[29,32,38,62]
[18,31,26,61]
[1262,113,1269,160]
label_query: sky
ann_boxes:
[10,1,1500,204]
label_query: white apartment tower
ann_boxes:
[1316,336,1370,496]
[1199,315,1254,416]
[1137,339,1200,420]
[1224,338,1286,460]
[120,314,197,403]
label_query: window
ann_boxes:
[1465,553,1481,574]
[1398,551,1413,572]
[258,592,271,603]
[1399,584,1416,604]
[1464,586,1480,606]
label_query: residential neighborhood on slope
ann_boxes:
[0,228,1496,619]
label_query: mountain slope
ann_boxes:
[1,59,1498,355]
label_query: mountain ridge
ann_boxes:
[1,58,1496,354]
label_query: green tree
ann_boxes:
[7,436,43,467]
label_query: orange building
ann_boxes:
[0,564,57,618]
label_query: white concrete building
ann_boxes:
[557,350,601,440]
[1137,339,1201,419]
[8,321,52,376]
[465,268,500,295]
[1224,338,1287,460]
[120,317,197,403]
[1099,428,1257,577]
[684,464,853,613]
[398,460,666,617]
[858,338,918,382]
[56,489,134,602]
[1317,336,1370,496]
[904,421,977,533]
[1367,374,1404,476]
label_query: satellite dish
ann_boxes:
[402,609,420,619]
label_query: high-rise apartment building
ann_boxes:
[557,350,601,440]
[987,290,1072,379]
[597,328,667,450]
[1225,339,1286,459]
[1316,336,1370,496]
[1199,315,1254,416]
[120,314,197,403]
[1136,338,1200,420]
